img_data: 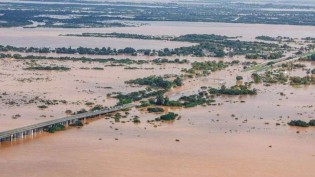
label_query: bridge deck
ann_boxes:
[0,104,135,140]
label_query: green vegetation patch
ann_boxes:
[113,90,166,106]
[290,76,314,85]
[160,112,178,121]
[25,66,70,71]
[209,85,257,95]
[147,107,164,113]
[288,120,315,127]
[183,61,229,76]
[71,121,84,127]
[258,71,288,84]
[46,124,65,133]
[64,32,173,41]
[125,76,183,90]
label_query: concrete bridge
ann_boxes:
[0,104,135,142]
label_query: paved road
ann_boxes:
[244,50,314,73]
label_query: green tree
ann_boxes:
[156,94,165,105]
[174,77,183,86]
[236,76,243,81]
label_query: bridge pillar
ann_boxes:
[19,132,24,139]
[10,134,13,141]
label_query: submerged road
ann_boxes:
[244,50,314,73]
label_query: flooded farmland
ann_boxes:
[1,22,315,48]
[0,2,315,177]
[0,52,314,177]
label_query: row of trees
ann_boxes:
[0,34,286,58]
[209,85,257,95]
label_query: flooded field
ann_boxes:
[0,22,315,177]
[0,58,187,131]
[0,27,194,49]
[0,56,314,177]
[1,22,315,49]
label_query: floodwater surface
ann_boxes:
[1,22,315,48]
[0,23,314,177]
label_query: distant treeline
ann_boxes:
[255,36,294,42]
[0,53,189,65]
[62,33,236,42]
[2,2,315,27]
[62,33,174,41]
[0,33,288,59]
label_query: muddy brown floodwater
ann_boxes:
[1,21,315,48]
[0,23,315,177]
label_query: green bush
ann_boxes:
[38,105,48,109]
[160,112,178,121]
[251,73,261,83]
[90,105,104,111]
[133,118,141,123]
[147,107,164,113]
[47,124,65,133]
[288,120,309,127]
[308,120,315,126]
[76,109,88,114]
[166,100,182,107]
[236,76,243,81]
